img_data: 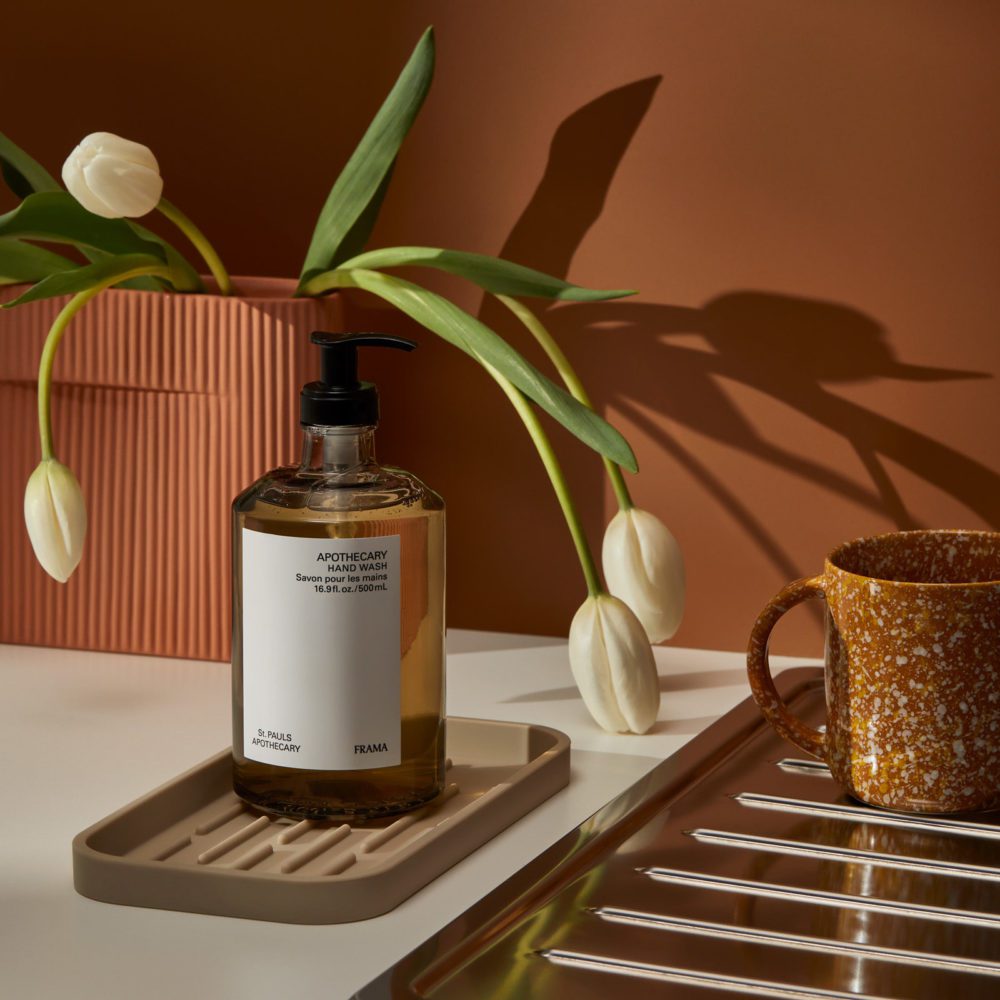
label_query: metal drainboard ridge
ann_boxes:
[358,668,1000,999]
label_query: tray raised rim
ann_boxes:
[72,716,571,923]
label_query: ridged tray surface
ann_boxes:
[73,717,570,924]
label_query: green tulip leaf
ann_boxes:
[3,253,170,307]
[0,239,79,286]
[341,269,638,471]
[298,28,435,288]
[1,163,34,200]
[327,161,397,273]
[0,132,60,199]
[127,222,203,292]
[333,246,635,301]
[87,249,164,292]
[0,192,167,260]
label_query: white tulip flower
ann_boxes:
[24,459,88,583]
[62,132,163,219]
[602,507,685,644]
[569,593,660,734]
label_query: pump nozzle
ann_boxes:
[301,332,417,426]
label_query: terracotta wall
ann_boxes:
[4,1,998,654]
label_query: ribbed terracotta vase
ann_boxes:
[0,277,343,661]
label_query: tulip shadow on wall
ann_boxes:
[482,78,999,590]
[547,293,996,580]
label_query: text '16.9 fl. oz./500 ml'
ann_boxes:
[231,332,445,820]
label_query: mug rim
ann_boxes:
[826,528,1000,588]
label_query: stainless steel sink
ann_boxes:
[357,668,1000,998]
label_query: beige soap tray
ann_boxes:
[73,717,570,924]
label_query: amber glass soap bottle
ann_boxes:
[231,332,445,820]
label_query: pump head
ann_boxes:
[300,332,417,426]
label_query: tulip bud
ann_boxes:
[24,459,88,583]
[602,507,685,644]
[569,593,660,734]
[62,132,163,219]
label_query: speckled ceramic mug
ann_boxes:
[747,529,1000,813]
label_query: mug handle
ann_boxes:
[747,576,828,758]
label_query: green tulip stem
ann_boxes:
[297,269,343,297]
[496,294,634,512]
[300,266,605,596]
[156,197,232,296]
[37,264,174,460]
[480,359,604,598]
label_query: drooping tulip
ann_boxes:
[602,507,685,644]
[62,132,163,219]
[24,459,88,583]
[569,593,660,734]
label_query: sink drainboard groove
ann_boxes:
[732,792,1000,840]
[591,906,1000,977]
[774,757,834,777]
[642,866,1000,928]
[685,828,1000,881]
[537,949,880,999]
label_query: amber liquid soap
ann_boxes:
[231,333,445,820]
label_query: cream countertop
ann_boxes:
[0,631,812,999]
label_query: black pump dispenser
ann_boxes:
[300,332,416,426]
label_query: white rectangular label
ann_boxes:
[241,528,401,770]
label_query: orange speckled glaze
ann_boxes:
[748,530,1000,814]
